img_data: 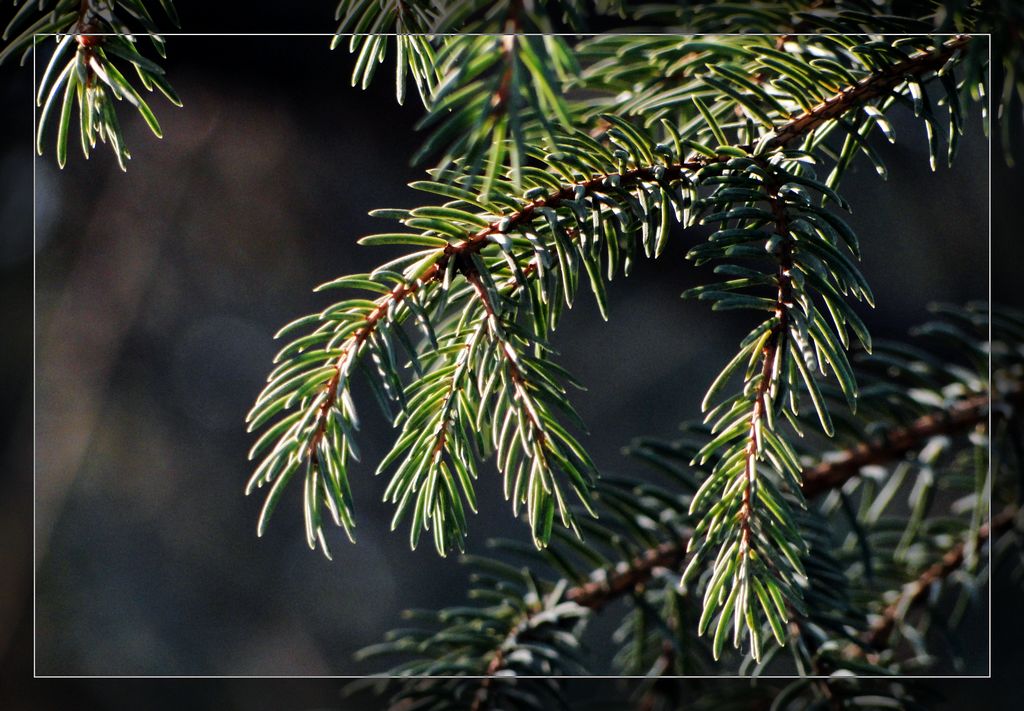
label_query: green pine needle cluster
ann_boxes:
[5,1,180,170]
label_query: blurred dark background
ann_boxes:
[0,4,1021,709]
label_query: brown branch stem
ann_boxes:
[304,265,438,456]
[75,0,101,49]
[737,170,794,552]
[469,608,532,711]
[568,540,690,611]
[862,504,1018,653]
[802,388,1024,497]
[763,35,972,151]
[469,649,506,711]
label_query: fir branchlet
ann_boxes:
[245,133,708,557]
[4,0,180,170]
[680,152,870,661]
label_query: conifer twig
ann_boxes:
[567,387,1016,611]
[763,35,972,150]
[862,504,1018,652]
[802,388,1024,497]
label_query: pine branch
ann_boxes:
[332,5,987,186]
[298,153,702,354]
[267,30,982,407]
[762,34,971,151]
[278,33,961,478]
[566,387,1018,613]
[438,34,976,271]
[467,604,541,711]
[680,147,870,659]
[803,388,1024,497]
[862,503,1018,653]
[356,561,588,694]
[462,265,597,545]
[468,647,506,711]
[733,167,796,591]
[2,0,180,169]
[579,32,983,183]
[332,1,438,105]
[567,540,688,611]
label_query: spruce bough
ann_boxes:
[9,0,1022,697]
[243,31,1000,665]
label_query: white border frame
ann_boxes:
[31,30,994,681]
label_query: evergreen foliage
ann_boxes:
[243,29,996,661]
[358,304,1020,706]
[6,0,1021,701]
[4,0,180,169]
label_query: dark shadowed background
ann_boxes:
[1,7,1022,710]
